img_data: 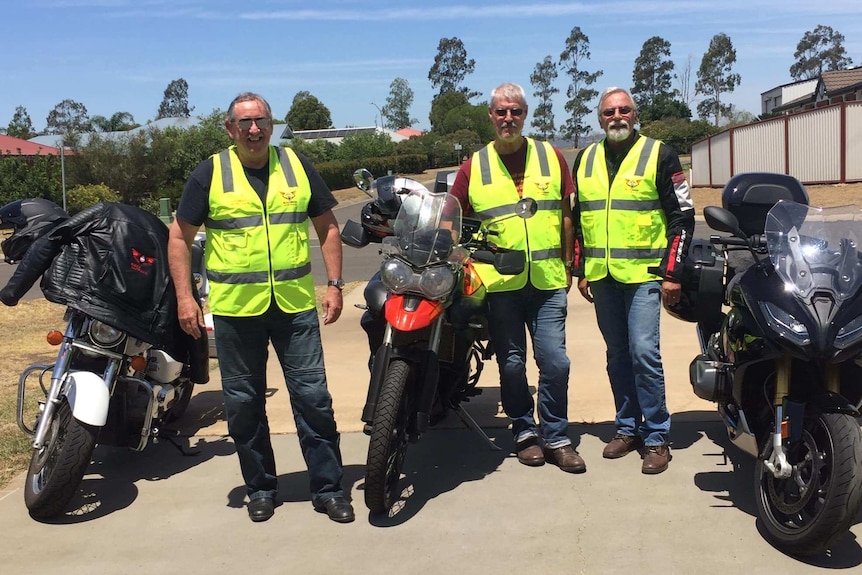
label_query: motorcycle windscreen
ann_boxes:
[391,190,462,267]
[765,200,862,302]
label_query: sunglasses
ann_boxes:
[494,107,524,118]
[233,117,273,130]
[601,106,633,118]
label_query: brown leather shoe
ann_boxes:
[544,444,586,473]
[602,434,643,459]
[515,437,545,466]
[642,444,671,474]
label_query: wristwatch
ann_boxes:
[327,278,345,291]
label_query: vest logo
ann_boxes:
[624,178,642,189]
[533,180,551,194]
[278,189,297,205]
[130,247,155,275]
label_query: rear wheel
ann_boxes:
[364,359,413,514]
[24,400,98,520]
[755,412,862,556]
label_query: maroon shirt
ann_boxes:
[449,139,575,216]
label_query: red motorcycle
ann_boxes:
[341,170,534,514]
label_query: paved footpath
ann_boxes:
[1,286,861,574]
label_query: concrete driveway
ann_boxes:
[1,284,860,575]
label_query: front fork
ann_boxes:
[361,316,445,436]
[763,353,841,479]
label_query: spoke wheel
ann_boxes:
[364,359,413,514]
[24,400,98,520]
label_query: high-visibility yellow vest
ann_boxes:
[577,135,666,284]
[468,138,567,292]
[205,145,315,316]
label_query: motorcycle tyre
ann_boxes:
[24,399,98,520]
[364,359,412,514]
[755,411,862,556]
[163,380,194,424]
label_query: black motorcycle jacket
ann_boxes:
[0,202,177,347]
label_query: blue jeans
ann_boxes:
[213,306,344,506]
[485,285,571,448]
[590,277,670,446]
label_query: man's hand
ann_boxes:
[177,295,204,339]
[321,287,343,325]
[662,280,682,308]
[577,277,593,303]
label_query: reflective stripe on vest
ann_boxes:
[468,138,566,292]
[577,136,666,284]
[205,146,315,316]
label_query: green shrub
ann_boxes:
[315,154,428,190]
[66,183,119,214]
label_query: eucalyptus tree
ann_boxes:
[695,33,741,126]
[559,26,603,147]
[790,25,854,80]
[530,56,559,140]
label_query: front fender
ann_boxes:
[65,371,110,427]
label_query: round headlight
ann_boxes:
[380,258,413,294]
[419,266,456,300]
[88,320,125,347]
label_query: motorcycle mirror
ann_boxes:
[704,206,747,239]
[353,169,375,197]
[515,197,538,219]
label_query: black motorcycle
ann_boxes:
[670,172,862,556]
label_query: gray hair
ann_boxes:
[226,92,273,122]
[489,83,527,108]
[596,87,637,121]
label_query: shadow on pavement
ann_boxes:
[362,427,511,527]
[36,436,235,524]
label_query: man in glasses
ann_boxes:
[450,83,584,474]
[167,92,354,523]
[571,87,694,474]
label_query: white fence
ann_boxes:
[691,101,862,187]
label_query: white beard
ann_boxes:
[606,122,631,142]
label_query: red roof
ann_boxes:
[396,128,423,138]
[0,134,65,156]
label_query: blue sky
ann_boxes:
[2,0,861,135]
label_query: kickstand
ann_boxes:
[453,405,501,451]
[161,431,202,457]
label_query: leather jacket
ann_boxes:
[1,202,178,347]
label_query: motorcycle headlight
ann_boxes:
[836,314,862,350]
[380,258,456,301]
[759,301,810,346]
[88,320,125,348]
[380,258,413,293]
[418,265,455,300]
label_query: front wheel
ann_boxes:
[364,359,413,514]
[755,411,862,556]
[24,399,99,520]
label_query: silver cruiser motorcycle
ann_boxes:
[2,199,208,520]
[669,172,862,556]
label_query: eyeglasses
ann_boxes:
[601,106,633,118]
[232,117,273,130]
[494,108,524,118]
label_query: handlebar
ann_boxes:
[710,233,767,251]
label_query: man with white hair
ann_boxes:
[571,87,694,474]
